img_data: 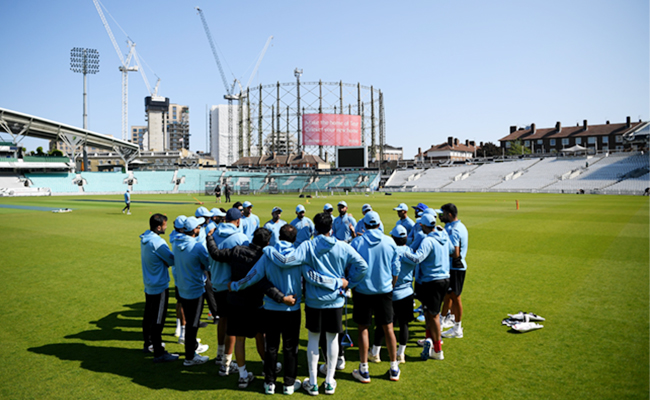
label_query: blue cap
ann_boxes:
[174,215,187,229]
[243,201,253,208]
[361,203,372,213]
[296,204,306,213]
[226,208,242,221]
[211,208,226,217]
[420,213,436,228]
[432,209,443,215]
[195,206,212,218]
[324,203,333,211]
[272,206,283,214]
[363,211,381,226]
[393,203,408,211]
[184,216,205,231]
[412,203,428,212]
[338,201,348,207]
[423,208,437,215]
[390,225,408,238]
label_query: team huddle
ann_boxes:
[140,199,468,395]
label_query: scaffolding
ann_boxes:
[234,81,384,165]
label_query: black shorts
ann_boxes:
[392,294,414,325]
[448,270,466,296]
[352,291,393,326]
[419,279,449,316]
[227,306,264,338]
[305,306,343,334]
[213,290,229,318]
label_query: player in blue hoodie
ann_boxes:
[241,201,260,240]
[354,204,384,236]
[371,225,416,365]
[122,189,131,214]
[169,216,188,342]
[266,212,368,396]
[332,201,356,243]
[230,224,303,395]
[290,204,314,247]
[172,216,212,366]
[209,208,250,367]
[402,213,450,361]
[140,213,177,363]
[264,206,287,246]
[350,211,401,383]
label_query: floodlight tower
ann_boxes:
[70,48,100,129]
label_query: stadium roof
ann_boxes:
[0,107,138,152]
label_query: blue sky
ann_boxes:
[1,0,647,158]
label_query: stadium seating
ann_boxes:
[442,159,537,191]
[131,171,176,192]
[492,157,591,190]
[26,172,78,194]
[408,166,475,190]
[80,172,129,193]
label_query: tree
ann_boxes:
[479,142,502,157]
[48,148,64,157]
[506,140,531,156]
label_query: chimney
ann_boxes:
[510,126,517,134]
[454,138,459,146]
[555,121,561,133]
[418,147,421,156]
[469,140,475,147]
[447,136,453,147]
[583,120,588,131]
[480,141,484,147]
[531,123,536,133]
[606,120,610,124]
[465,139,469,146]
[626,116,631,128]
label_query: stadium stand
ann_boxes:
[131,171,176,192]
[409,165,476,190]
[80,172,129,193]
[441,159,537,191]
[26,172,78,194]
[491,157,592,191]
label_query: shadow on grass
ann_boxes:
[64,302,150,342]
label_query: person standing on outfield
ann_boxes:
[225,184,232,203]
[122,189,131,215]
[350,211,401,382]
[241,201,260,240]
[290,205,314,247]
[140,213,177,363]
[172,216,211,366]
[393,203,415,239]
[439,203,468,339]
[371,225,416,365]
[210,208,250,372]
[229,224,303,395]
[214,184,222,203]
[170,216,188,342]
[403,213,450,361]
[332,201,356,243]
[354,204,384,236]
[264,207,287,247]
[265,212,367,396]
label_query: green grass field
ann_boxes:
[0,191,647,399]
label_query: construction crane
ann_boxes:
[93,0,161,140]
[196,6,238,164]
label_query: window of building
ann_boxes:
[561,138,569,145]
[588,137,596,144]
[537,139,543,145]
[575,137,582,145]
[505,142,511,148]
[550,139,556,146]
[524,140,530,147]
[615,135,622,143]
[616,145,623,150]
[602,145,609,152]
[602,136,608,144]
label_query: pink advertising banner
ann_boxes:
[302,114,361,146]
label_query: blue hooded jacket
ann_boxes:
[231,240,303,312]
[350,228,400,295]
[263,219,287,246]
[404,227,451,283]
[355,218,384,236]
[266,234,367,309]
[172,233,210,299]
[290,216,315,247]
[140,230,174,295]
[209,222,250,292]
[332,213,357,242]
[241,213,260,240]
[392,245,416,301]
